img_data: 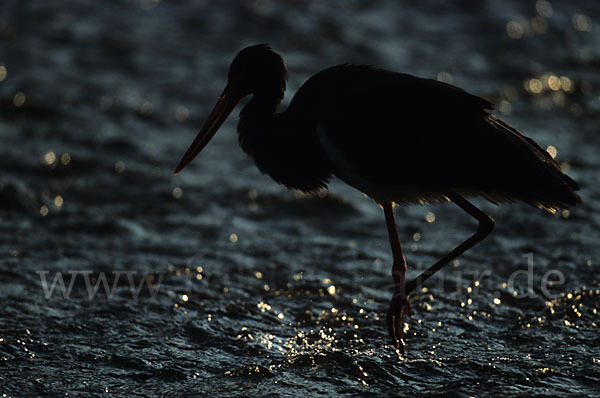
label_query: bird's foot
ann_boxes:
[386,290,412,354]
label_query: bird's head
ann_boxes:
[174,44,287,175]
[228,44,287,98]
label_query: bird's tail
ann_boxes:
[484,115,582,211]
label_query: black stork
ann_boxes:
[174,44,581,354]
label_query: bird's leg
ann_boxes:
[382,202,411,353]
[404,191,495,297]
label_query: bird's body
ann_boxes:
[237,63,579,209]
[174,44,580,354]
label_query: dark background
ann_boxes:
[1,0,599,395]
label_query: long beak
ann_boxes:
[174,84,241,175]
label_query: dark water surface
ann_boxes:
[1,0,600,396]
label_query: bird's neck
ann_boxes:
[236,92,332,192]
[237,92,281,155]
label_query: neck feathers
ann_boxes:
[237,94,280,157]
[236,94,332,192]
